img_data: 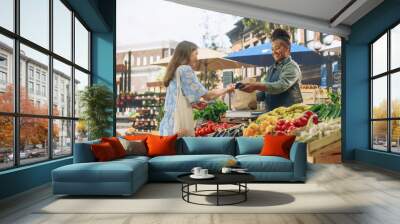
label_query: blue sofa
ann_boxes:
[52,137,307,196]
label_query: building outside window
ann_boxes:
[0,0,92,170]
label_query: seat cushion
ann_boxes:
[149,154,235,172]
[52,158,147,183]
[236,155,293,172]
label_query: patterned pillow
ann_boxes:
[119,138,147,156]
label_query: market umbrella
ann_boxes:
[226,43,322,66]
[152,48,250,71]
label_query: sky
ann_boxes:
[116,0,241,49]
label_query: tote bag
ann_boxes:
[173,71,195,136]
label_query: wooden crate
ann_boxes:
[307,131,342,164]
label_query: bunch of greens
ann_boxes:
[310,90,341,120]
[193,100,228,122]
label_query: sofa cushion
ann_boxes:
[149,154,235,172]
[73,140,100,163]
[236,137,263,155]
[179,137,235,155]
[236,155,293,172]
[91,142,118,161]
[53,158,147,183]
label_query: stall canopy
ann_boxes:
[166,0,384,38]
[152,48,251,71]
[226,43,322,66]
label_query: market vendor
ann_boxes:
[240,28,303,111]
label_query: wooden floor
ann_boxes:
[1,162,400,224]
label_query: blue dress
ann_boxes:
[159,65,207,136]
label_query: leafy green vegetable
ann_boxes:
[193,100,228,122]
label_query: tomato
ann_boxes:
[312,115,319,124]
[277,119,286,126]
[304,111,314,118]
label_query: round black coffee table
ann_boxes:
[177,173,255,206]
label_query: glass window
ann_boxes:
[0,0,14,31]
[74,69,89,118]
[74,18,89,70]
[372,33,387,76]
[0,116,14,169]
[20,44,49,115]
[391,24,400,70]
[391,120,400,153]
[53,59,72,117]
[372,76,387,119]
[20,117,49,165]
[75,120,88,143]
[20,0,49,49]
[372,121,388,151]
[53,119,72,157]
[53,0,72,60]
[0,35,13,113]
[391,72,400,118]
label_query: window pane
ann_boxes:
[20,0,49,49]
[53,119,72,157]
[372,121,388,151]
[372,76,387,119]
[0,0,14,31]
[53,0,72,60]
[75,120,88,143]
[372,33,387,76]
[391,24,400,70]
[391,120,400,153]
[0,34,14,112]
[391,72,400,118]
[0,116,13,170]
[75,18,89,69]
[20,117,49,165]
[74,69,89,117]
[53,59,72,117]
[20,44,49,115]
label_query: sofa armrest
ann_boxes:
[73,140,100,163]
[289,142,307,181]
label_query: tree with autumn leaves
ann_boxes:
[0,84,59,152]
[372,99,400,141]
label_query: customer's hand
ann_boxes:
[240,83,258,93]
[192,101,207,110]
[226,84,235,93]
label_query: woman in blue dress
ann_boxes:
[159,41,234,136]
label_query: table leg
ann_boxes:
[245,183,247,201]
[195,184,197,192]
[217,184,219,206]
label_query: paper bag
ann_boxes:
[231,77,257,110]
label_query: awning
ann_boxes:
[226,43,322,66]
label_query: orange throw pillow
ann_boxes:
[125,135,151,141]
[260,134,296,159]
[101,137,126,158]
[146,134,178,157]
[91,142,117,162]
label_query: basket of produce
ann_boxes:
[195,121,244,137]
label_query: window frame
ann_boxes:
[369,20,400,154]
[0,0,92,171]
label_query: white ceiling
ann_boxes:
[166,0,384,38]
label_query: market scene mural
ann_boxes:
[115,0,342,164]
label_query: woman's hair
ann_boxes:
[271,28,291,47]
[163,41,198,87]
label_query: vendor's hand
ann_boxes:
[240,83,258,93]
